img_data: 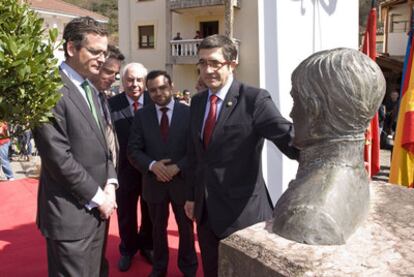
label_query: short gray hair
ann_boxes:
[121,63,148,79]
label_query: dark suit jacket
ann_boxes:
[187,80,299,238]
[33,70,116,240]
[127,101,189,205]
[108,92,152,185]
[92,86,120,168]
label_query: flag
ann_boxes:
[362,1,380,177]
[389,11,414,188]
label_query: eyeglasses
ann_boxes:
[84,46,109,59]
[196,59,231,70]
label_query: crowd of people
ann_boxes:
[1,15,399,277]
[28,16,299,277]
[0,123,36,181]
[379,89,400,150]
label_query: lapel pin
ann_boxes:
[226,101,233,107]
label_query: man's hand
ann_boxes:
[151,159,172,182]
[98,184,117,219]
[104,183,117,207]
[184,201,195,220]
[166,164,180,178]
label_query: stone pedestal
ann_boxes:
[219,182,414,276]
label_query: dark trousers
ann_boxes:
[46,220,108,277]
[197,208,221,277]
[116,176,153,256]
[147,199,198,276]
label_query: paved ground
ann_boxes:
[7,155,41,180]
[6,149,393,181]
[373,149,391,182]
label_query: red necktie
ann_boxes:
[133,101,139,112]
[160,107,169,143]
[203,95,218,148]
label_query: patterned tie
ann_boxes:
[160,107,169,143]
[81,80,101,130]
[98,92,117,167]
[203,94,218,148]
[98,93,111,126]
[133,100,139,112]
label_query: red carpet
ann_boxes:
[0,178,202,276]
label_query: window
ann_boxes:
[200,21,219,37]
[390,14,409,33]
[138,25,154,49]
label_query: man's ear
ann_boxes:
[230,60,238,71]
[66,41,76,58]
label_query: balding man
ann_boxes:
[108,63,154,272]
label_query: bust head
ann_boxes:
[290,48,386,149]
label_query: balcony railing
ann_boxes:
[170,38,240,64]
[170,39,202,57]
[169,0,240,10]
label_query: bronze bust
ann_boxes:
[272,48,386,245]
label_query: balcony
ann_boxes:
[169,0,241,10]
[169,38,240,65]
[170,39,201,64]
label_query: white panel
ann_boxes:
[388,33,409,56]
[259,0,359,204]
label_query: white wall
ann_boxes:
[387,4,410,56]
[258,0,359,204]
[118,0,131,62]
[388,33,409,56]
[118,0,166,71]
[172,64,199,93]
[233,0,260,87]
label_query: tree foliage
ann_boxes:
[0,0,62,135]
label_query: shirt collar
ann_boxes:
[125,92,145,106]
[208,74,234,102]
[60,62,86,88]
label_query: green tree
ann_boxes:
[0,0,61,135]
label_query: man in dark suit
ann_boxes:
[184,34,300,277]
[90,44,124,169]
[33,17,117,277]
[108,63,154,271]
[128,70,198,277]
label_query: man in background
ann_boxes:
[90,44,125,169]
[109,63,154,272]
[128,70,198,277]
[0,122,14,181]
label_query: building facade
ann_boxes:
[28,0,108,63]
[119,0,359,202]
[378,0,412,94]
[118,0,258,93]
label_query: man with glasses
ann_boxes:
[184,34,299,277]
[33,17,117,277]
